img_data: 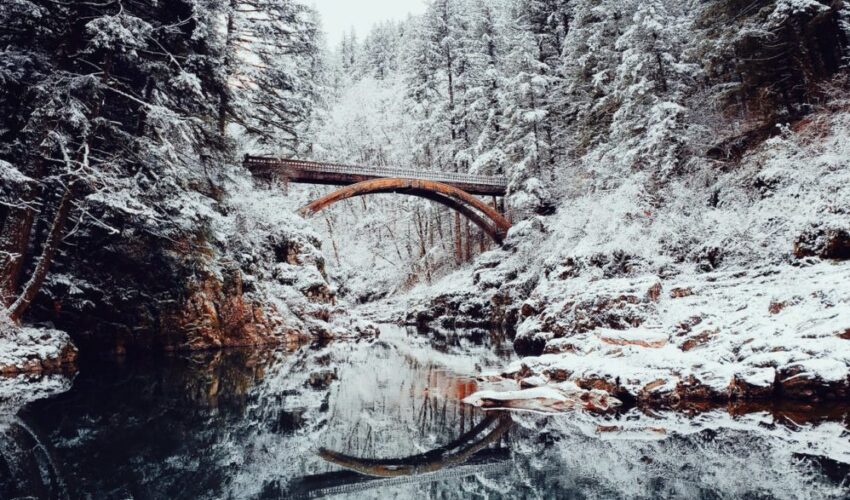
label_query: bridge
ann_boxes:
[243,156,512,244]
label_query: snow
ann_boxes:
[0,319,76,426]
[463,381,621,414]
[85,13,153,54]
[785,359,849,384]
[464,386,571,404]
[0,160,33,185]
[389,94,850,401]
[595,327,668,346]
[503,261,850,397]
[772,0,830,20]
[0,319,75,373]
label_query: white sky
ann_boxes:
[312,0,427,47]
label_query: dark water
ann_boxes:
[1,325,848,499]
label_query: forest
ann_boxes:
[1,0,850,498]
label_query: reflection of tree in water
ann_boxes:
[1,416,67,498]
[1,348,309,499]
[503,410,850,500]
[0,373,72,499]
[1,327,848,499]
[243,330,511,497]
[0,328,510,498]
[314,335,498,466]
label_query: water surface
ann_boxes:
[1,325,848,499]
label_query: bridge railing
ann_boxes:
[244,156,509,190]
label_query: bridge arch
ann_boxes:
[298,178,511,244]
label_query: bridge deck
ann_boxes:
[244,156,508,196]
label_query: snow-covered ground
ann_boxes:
[0,320,74,424]
[499,261,850,403]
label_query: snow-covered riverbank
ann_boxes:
[495,261,850,405]
[387,260,850,408]
[0,319,77,375]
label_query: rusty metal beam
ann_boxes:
[244,156,508,197]
[413,190,506,244]
[298,178,512,244]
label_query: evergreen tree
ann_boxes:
[363,21,404,80]
[220,0,321,154]
[0,0,320,323]
[698,0,849,131]
[608,0,698,175]
[404,9,443,171]
[469,0,509,176]
[558,0,624,152]
[501,7,553,179]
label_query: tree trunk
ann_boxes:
[0,207,36,307]
[454,212,462,264]
[8,187,76,323]
[0,157,46,307]
[434,207,449,254]
[530,92,541,174]
[428,208,435,248]
[464,218,471,262]
[323,214,341,265]
[654,46,669,93]
[416,208,427,259]
[219,3,237,136]
[136,77,156,136]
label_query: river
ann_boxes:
[1,325,848,499]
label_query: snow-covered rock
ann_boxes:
[0,319,77,375]
[463,384,619,413]
[489,261,850,405]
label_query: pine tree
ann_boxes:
[558,0,624,152]
[698,0,849,132]
[469,0,509,176]
[0,0,216,319]
[404,2,447,171]
[608,0,698,175]
[363,21,404,80]
[220,0,321,154]
[501,8,552,179]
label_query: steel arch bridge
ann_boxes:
[244,156,511,244]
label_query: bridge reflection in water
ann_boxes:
[287,412,513,498]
